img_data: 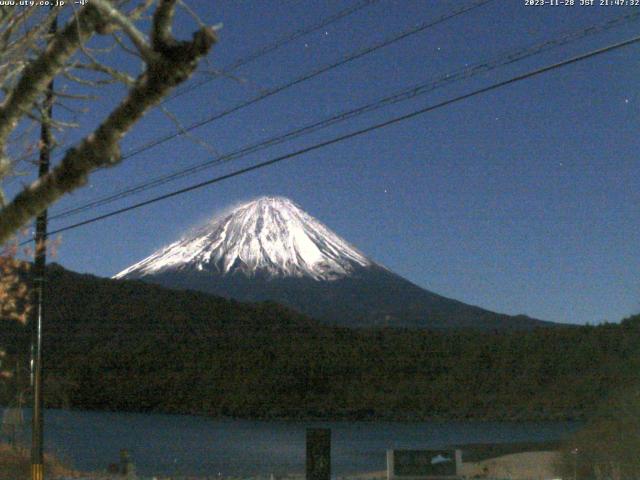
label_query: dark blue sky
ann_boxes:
[18,0,640,325]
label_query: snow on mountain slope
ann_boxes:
[115,196,371,281]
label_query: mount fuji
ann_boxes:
[115,196,552,330]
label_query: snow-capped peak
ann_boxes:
[114,196,372,281]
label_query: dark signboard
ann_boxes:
[391,449,459,478]
[306,428,331,480]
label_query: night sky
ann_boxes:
[13,0,640,325]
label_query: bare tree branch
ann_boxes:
[0,5,102,151]
[0,11,217,243]
[71,61,136,85]
[91,0,156,62]
[152,0,178,50]
[112,30,145,60]
[127,0,155,21]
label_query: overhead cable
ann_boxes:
[23,32,640,244]
[49,10,640,221]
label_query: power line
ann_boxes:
[13,0,491,191]
[8,0,379,170]
[38,0,494,222]
[49,10,640,221]
[24,32,640,244]
[166,0,380,103]
[116,0,496,161]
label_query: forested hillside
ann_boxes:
[1,264,638,421]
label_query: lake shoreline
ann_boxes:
[2,402,584,424]
[1,408,578,478]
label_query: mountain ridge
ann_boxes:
[116,196,555,330]
[4,262,621,423]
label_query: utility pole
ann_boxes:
[31,11,56,480]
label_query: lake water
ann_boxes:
[2,408,579,477]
